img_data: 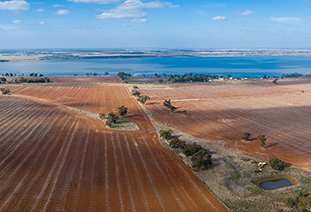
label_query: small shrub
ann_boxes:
[182,110,187,115]
[258,135,266,147]
[133,86,139,89]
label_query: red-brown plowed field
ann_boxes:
[11,85,154,131]
[140,80,311,170]
[49,76,122,84]
[0,88,226,211]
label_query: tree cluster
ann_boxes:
[159,129,212,170]
[1,88,10,95]
[163,100,177,114]
[0,77,6,83]
[164,73,229,83]
[117,72,132,80]
[105,112,120,127]
[269,158,285,171]
[29,73,43,77]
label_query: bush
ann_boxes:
[107,112,119,123]
[105,119,113,127]
[284,197,296,208]
[99,113,106,119]
[132,90,140,97]
[1,88,10,95]
[242,132,251,141]
[183,142,204,156]
[191,149,212,169]
[169,137,186,149]
[137,96,150,105]
[269,158,285,171]
[133,86,139,89]
[159,129,173,140]
[182,110,187,115]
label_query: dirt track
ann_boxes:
[140,80,311,170]
[0,83,226,211]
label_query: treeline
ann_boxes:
[1,73,44,77]
[159,129,212,170]
[2,76,50,84]
[85,72,109,76]
[163,73,228,83]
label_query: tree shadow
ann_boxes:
[283,163,292,168]
[266,142,279,148]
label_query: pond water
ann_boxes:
[259,179,292,190]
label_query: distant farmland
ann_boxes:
[0,81,226,211]
[140,79,311,170]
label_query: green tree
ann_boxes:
[169,105,177,114]
[269,158,285,171]
[169,137,186,149]
[99,113,106,119]
[1,88,10,95]
[137,96,150,105]
[183,142,204,156]
[163,100,171,107]
[242,133,251,141]
[159,129,173,140]
[182,110,188,116]
[132,90,140,97]
[258,135,266,147]
[105,119,114,127]
[118,105,128,117]
[108,112,119,123]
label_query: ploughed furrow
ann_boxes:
[141,82,311,169]
[0,88,226,211]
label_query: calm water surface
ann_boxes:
[0,56,311,77]
[260,179,292,190]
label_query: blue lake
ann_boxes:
[260,179,292,190]
[0,56,311,77]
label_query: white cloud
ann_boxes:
[164,2,179,8]
[33,8,44,12]
[0,0,30,11]
[12,19,22,24]
[55,9,71,15]
[271,17,301,23]
[38,21,45,25]
[52,4,64,8]
[68,0,120,4]
[96,0,178,20]
[131,18,148,23]
[211,16,227,22]
[0,24,17,30]
[236,10,255,16]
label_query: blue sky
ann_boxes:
[0,0,311,49]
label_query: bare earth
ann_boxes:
[139,79,311,171]
[0,79,226,211]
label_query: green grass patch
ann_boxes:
[300,176,311,185]
[246,185,261,194]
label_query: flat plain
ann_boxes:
[0,77,226,211]
[139,79,311,170]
